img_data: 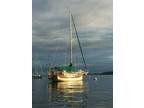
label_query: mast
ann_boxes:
[69,10,88,71]
[69,10,73,65]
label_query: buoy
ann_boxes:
[94,77,97,80]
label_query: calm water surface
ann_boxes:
[32,75,113,108]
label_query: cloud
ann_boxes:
[32,0,113,72]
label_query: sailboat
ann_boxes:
[32,54,43,79]
[48,11,88,82]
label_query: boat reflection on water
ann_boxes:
[48,81,88,108]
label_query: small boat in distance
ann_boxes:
[32,73,42,79]
[48,11,88,82]
[32,54,43,79]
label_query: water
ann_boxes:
[32,75,113,108]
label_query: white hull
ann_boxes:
[48,70,87,82]
[57,75,83,81]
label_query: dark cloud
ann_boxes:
[32,0,113,72]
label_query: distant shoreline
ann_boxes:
[88,71,113,75]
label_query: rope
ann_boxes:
[71,14,88,72]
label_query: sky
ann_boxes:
[32,0,113,72]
